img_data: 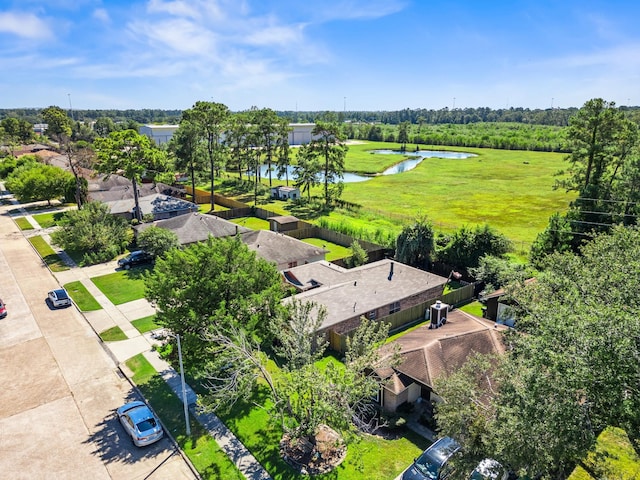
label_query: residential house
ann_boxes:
[105,193,198,221]
[135,214,327,270]
[270,186,300,201]
[135,212,251,245]
[283,259,449,335]
[240,230,328,270]
[376,309,507,412]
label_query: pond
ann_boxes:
[252,149,476,183]
[373,149,477,176]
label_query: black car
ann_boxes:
[118,251,153,270]
[402,436,461,480]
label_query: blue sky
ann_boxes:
[1,0,639,112]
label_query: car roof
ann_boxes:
[52,289,68,298]
[419,436,461,466]
[118,401,154,422]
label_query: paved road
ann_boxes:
[0,197,197,479]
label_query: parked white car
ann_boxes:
[117,401,164,447]
[47,288,72,308]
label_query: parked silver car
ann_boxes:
[47,288,72,308]
[117,401,164,447]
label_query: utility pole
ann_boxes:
[68,93,74,121]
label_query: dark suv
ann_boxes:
[118,250,154,270]
[402,436,461,480]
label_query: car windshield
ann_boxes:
[414,452,441,479]
[137,418,157,432]
[54,289,68,299]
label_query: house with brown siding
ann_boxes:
[283,259,448,335]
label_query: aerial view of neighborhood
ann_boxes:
[1,1,639,479]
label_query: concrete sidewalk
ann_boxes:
[23,209,272,480]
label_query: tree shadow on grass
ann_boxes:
[285,201,330,221]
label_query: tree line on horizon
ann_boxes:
[3,104,639,128]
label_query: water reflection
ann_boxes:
[252,149,476,183]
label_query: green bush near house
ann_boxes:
[99,326,127,342]
[125,354,243,480]
[131,315,160,334]
[91,269,148,305]
[28,235,69,272]
[64,280,102,311]
[15,217,33,230]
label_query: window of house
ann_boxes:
[389,301,400,314]
[288,261,298,268]
[368,310,377,320]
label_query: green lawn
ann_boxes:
[64,280,102,311]
[230,216,271,230]
[14,217,33,230]
[339,142,573,248]
[217,382,429,480]
[125,354,243,480]
[569,427,640,479]
[459,300,485,317]
[301,237,352,261]
[131,314,160,334]
[28,235,69,272]
[32,211,66,228]
[91,269,148,305]
[99,326,127,342]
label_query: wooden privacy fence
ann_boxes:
[184,186,248,209]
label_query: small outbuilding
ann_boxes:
[270,186,300,201]
[269,215,299,233]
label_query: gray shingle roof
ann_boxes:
[240,230,328,266]
[286,259,449,329]
[135,213,249,244]
[105,193,197,217]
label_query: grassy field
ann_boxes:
[14,217,33,230]
[64,280,102,311]
[339,142,574,247]
[32,211,66,228]
[220,141,573,250]
[99,326,127,342]
[91,269,149,305]
[568,427,640,479]
[301,237,352,261]
[230,216,271,230]
[131,314,160,333]
[27,235,69,272]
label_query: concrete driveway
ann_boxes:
[0,198,197,479]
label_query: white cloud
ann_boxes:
[313,0,407,21]
[245,23,305,47]
[128,18,218,56]
[92,8,110,23]
[0,11,53,40]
